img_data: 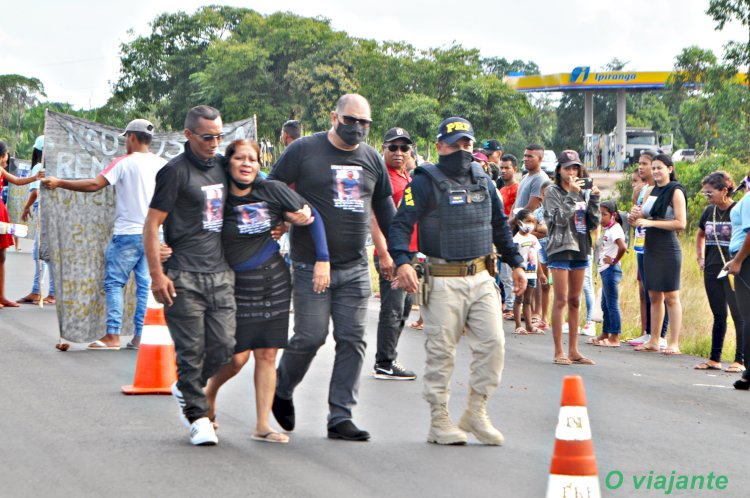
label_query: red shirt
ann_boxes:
[374,164,418,256]
[499,182,519,217]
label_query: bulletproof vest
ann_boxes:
[416,162,493,260]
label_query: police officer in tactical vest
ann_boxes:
[389,117,526,446]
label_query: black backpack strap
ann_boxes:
[415,163,452,192]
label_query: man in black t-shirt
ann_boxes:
[269,94,395,441]
[144,105,236,447]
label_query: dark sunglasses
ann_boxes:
[192,131,225,142]
[386,144,411,152]
[340,115,372,127]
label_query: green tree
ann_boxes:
[0,74,46,151]
[382,93,441,157]
[110,6,251,130]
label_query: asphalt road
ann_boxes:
[0,238,746,497]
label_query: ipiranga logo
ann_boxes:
[570,66,590,83]
[570,66,638,83]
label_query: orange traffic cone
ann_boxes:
[546,375,601,498]
[121,293,177,395]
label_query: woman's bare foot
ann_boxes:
[0,298,19,307]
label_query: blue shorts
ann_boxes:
[547,259,588,271]
[538,239,548,265]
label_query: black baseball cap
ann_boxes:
[436,117,475,144]
[383,127,413,144]
[558,150,582,168]
[483,139,503,152]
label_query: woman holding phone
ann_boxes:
[543,150,600,365]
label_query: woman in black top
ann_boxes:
[205,139,329,443]
[633,154,687,355]
[694,172,744,372]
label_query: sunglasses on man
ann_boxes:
[192,131,225,142]
[339,115,372,127]
[386,144,411,153]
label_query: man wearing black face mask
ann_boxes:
[389,117,526,446]
[269,94,395,441]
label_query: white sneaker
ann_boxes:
[628,334,650,346]
[658,337,668,351]
[171,382,190,428]
[581,322,597,336]
[190,417,218,446]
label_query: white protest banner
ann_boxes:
[41,111,257,342]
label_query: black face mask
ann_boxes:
[439,149,474,176]
[335,122,369,146]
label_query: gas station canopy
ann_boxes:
[504,67,672,92]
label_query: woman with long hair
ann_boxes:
[633,154,687,355]
[543,150,601,365]
[205,139,329,442]
[694,172,744,372]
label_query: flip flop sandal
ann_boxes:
[514,327,530,335]
[662,349,682,356]
[17,295,39,304]
[634,345,660,352]
[725,364,745,373]
[585,337,601,345]
[409,321,424,330]
[595,342,621,347]
[553,357,572,365]
[251,431,289,443]
[87,340,121,351]
[694,362,722,370]
[530,327,546,335]
[571,357,596,365]
[125,341,139,350]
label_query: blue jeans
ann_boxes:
[277,260,371,427]
[636,252,668,337]
[31,231,54,296]
[104,234,150,336]
[583,255,593,322]
[600,265,622,334]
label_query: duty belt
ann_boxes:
[428,256,487,277]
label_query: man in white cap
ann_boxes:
[43,119,167,350]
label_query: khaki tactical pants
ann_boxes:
[421,270,504,406]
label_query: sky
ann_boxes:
[2,0,747,109]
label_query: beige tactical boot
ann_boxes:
[427,403,468,445]
[458,390,504,446]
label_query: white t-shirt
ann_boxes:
[513,232,540,280]
[597,222,625,272]
[101,152,166,235]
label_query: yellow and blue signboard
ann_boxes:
[505,67,746,93]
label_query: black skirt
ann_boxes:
[643,227,682,292]
[233,252,291,352]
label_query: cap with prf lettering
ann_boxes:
[436,117,475,145]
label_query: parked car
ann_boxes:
[672,149,697,163]
[541,149,557,177]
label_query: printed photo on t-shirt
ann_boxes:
[332,165,364,213]
[202,184,224,232]
[574,201,587,234]
[235,201,271,235]
[706,221,732,246]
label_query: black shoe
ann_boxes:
[373,361,417,380]
[327,420,370,441]
[272,394,295,431]
[734,378,750,390]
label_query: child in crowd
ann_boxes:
[532,180,553,330]
[513,209,543,335]
[590,201,627,347]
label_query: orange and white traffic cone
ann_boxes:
[121,292,177,395]
[546,375,601,498]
